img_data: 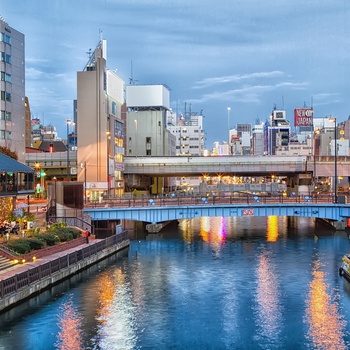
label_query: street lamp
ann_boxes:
[227,107,231,144]
[53,176,57,218]
[329,117,337,203]
[66,119,71,180]
[313,129,320,187]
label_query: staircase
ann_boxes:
[0,255,15,272]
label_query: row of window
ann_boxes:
[0,71,11,82]
[0,91,11,102]
[0,52,11,64]
[0,111,11,120]
[0,33,11,45]
[176,129,200,133]
[0,130,11,140]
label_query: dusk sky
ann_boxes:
[2,0,350,147]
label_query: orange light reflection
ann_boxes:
[55,295,84,349]
[267,216,279,242]
[255,250,282,342]
[305,260,347,349]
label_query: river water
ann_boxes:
[1,216,350,350]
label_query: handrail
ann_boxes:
[0,231,129,300]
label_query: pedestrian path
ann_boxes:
[0,238,102,280]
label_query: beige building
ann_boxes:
[77,40,125,200]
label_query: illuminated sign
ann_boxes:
[294,108,313,126]
[242,209,254,216]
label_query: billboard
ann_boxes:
[294,108,313,126]
[126,85,170,109]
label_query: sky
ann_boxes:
[1,0,350,148]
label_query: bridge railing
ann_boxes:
[85,193,346,209]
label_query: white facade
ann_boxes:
[0,18,25,162]
[126,85,170,109]
[167,114,205,156]
[331,139,349,156]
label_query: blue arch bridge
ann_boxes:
[83,195,350,232]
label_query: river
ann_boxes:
[0,216,350,349]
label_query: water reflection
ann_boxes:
[254,249,282,346]
[93,267,138,349]
[305,259,348,349]
[199,217,226,256]
[267,216,279,242]
[55,294,84,350]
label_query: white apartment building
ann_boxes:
[0,17,25,162]
[167,113,205,156]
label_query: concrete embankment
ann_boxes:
[0,234,129,312]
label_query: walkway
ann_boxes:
[0,237,102,279]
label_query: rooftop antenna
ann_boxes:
[129,60,138,85]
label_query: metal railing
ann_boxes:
[0,231,128,299]
[86,193,347,209]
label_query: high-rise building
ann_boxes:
[264,109,291,155]
[167,112,205,156]
[77,39,125,199]
[0,16,25,162]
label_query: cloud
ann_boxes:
[187,81,308,104]
[193,71,287,89]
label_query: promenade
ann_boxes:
[0,232,130,312]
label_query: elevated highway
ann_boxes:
[124,155,350,177]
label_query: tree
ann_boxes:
[0,145,18,160]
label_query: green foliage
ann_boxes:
[46,222,67,232]
[26,237,46,251]
[6,239,31,254]
[34,232,59,246]
[4,225,83,255]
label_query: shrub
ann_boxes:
[26,237,46,251]
[6,239,31,254]
[33,232,59,246]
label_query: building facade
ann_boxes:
[77,40,125,199]
[0,17,25,162]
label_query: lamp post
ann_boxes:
[227,107,231,144]
[53,176,57,218]
[313,129,320,187]
[134,119,138,155]
[66,119,71,180]
[329,117,338,203]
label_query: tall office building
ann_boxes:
[77,39,125,199]
[264,109,291,155]
[0,17,25,162]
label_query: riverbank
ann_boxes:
[0,232,129,312]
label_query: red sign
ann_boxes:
[242,209,254,216]
[294,108,313,126]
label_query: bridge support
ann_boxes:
[286,174,312,195]
[146,221,172,233]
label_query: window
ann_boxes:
[1,91,11,101]
[0,111,11,120]
[0,53,11,64]
[1,72,11,82]
[0,130,11,140]
[146,150,151,155]
[1,33,11,45]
